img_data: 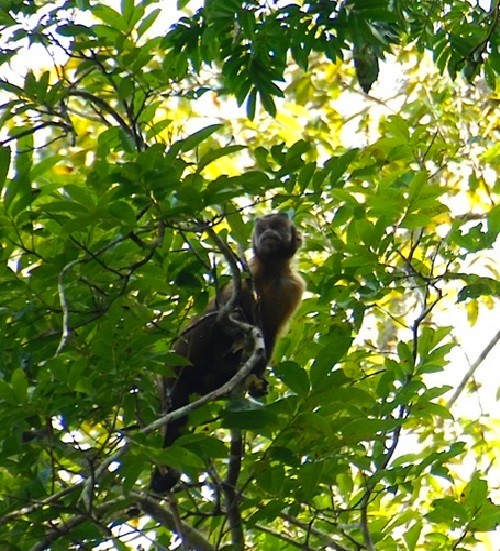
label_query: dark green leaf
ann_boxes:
[108,201,136,227]
[221,403,276,430]
[273,361,310,395]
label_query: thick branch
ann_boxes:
[224,429,244,550]
[133,492,214,551]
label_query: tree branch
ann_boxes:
[205,224,244,315]
[224,428,244,550]
[143,323,266,436]
[279,513,351,551]
[29,498,127,551]
[447,326,500,408]
[0,486,77,527]
[133,491,214,551]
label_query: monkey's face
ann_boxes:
[253,213,301,260]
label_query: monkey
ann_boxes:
[151,213,304,493]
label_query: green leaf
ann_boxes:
[137,8,161,38]
[108,201,136,228]
[180,434,228,459]
[160,351,193,366]
[397,341,414,374]
[221,402,276,430]
[293,412,333,435]
[0,379,16,404]
[310,334,352,389]
[457,278,500,301]
[0,146,11,193]
[197,144,245,171]
[259,88,277,117]
[246,88,257,119]
[30,155,64,180]
[117,77,134,101]
[314,386,373,407]
[340,418,402,440]
[469,509,500,531]
[298,161,316,190]
[67,358,87,391]
[413,401,453,420]
[247,500,287,525]
[400,213,432,229]
[426,497,468,526]
[11,368,28,404]
[488,203,500,236]
[462,472,491,514]
[94,4,128,32]
[4,175,31,215]
[23,71,36,98]
[56,23,93,38]
[178,124,223,153]
[65,184,97,211]
[40,200,89,216]
[273,361,310,395]
[121,0,135,23]
[405,521,422,551]
[329,148,358,186]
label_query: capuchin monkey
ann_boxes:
[152,213,304,493]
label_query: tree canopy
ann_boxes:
[0,1,499,550]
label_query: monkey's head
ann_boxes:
[252,213,302,260]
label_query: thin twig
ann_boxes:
[279,512,351,551]
[0,486,77,526]
[55,258,84,355]
[205,225,243,317]
[447,327,500,408]
[169,494,190,551]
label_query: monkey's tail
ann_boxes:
[151,380,189,494]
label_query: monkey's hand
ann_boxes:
[245,373,269,397]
